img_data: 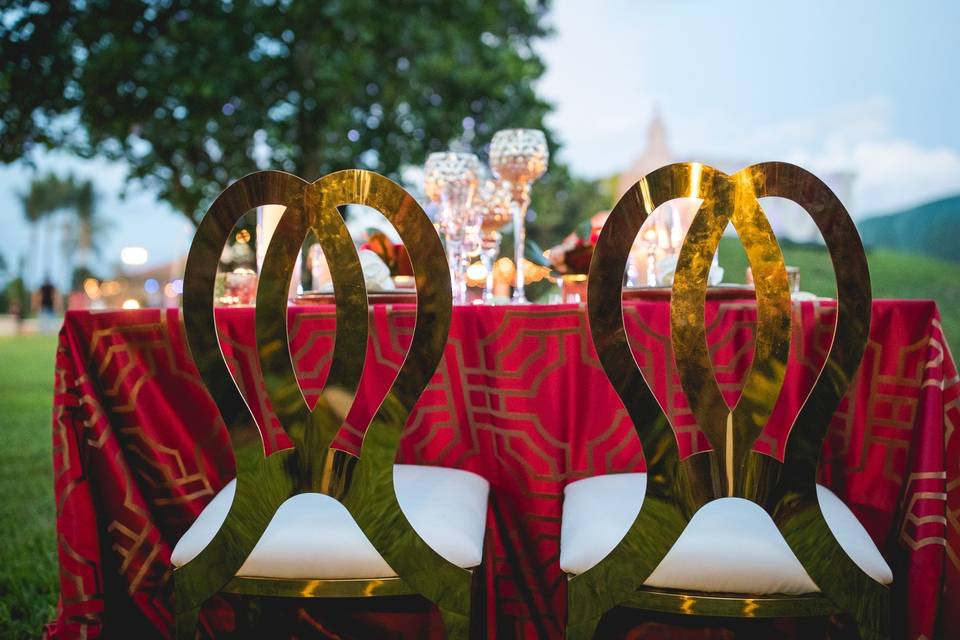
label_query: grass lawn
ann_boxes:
[0,335,59,638]
[718,236,960,355]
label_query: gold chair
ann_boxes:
[172,170,488,639]
[562,162,891,639]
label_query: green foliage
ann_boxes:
[0,276,29,315]
[69,265,99,291]
[718,236,960,354]
[2,0,553,224]
[528,164,613,248]
[18,172,106,286]
[0,336,59,638]
[18,172,81,224]
[858,193,960,263]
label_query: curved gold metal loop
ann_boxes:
[572,164,702,633]
[667,165,730,436]
[670,166,791,497]
[183,170,309,454]
[256,175,368,494]
[743,163,886,639]
[574,162,885,639]
[177,170,471,638]
[325,171,473,617]
[744,162,871,483]
[586,164,680,463]
[178,170,309,619]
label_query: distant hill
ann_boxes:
[718,237,960,353]
[859,193,960,262]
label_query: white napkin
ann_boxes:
[655,254,724,287]
[358,249,395,291]
[314,249,395,292]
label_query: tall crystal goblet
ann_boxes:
[427,151,481,304]
[423,153,445,233]
[489,129,548,304]
[474,180,513,303]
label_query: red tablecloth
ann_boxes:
[48,299,959,639]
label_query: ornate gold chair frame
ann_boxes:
[176,170,478,638]
[570,162,889,639]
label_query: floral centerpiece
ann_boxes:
[547,211,608,274]
[360,230,414,276]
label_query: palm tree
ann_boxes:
[20,173,106,289]
[73,180,108,267]
[19,175,59,286]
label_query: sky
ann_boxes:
[2,0,959,286]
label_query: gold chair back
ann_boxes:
[176,170,475,638]
[573,162,887,639]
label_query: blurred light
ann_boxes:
[523,260,549,284]
[121,246,148,265]
[144,278,159,294]
[235,229,251,244]
[163,283,178,298]
[121,299,141,310]
[347,129,360,142]
[100,280,121,296]
[83,278,101,299]
[494,257,515,280]
[172,278,184,295]
[466,261,487,283]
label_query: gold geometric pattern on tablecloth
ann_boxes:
[52,342,104,637]
[899,471,948,551]
[84,317,224,599]
[948,467,960,570]
[896,317,955,563]
[117,425,214,506]
[828,331,936,501]
[106,455,164,595]
[50,300,960,639]
[934,316,960,575]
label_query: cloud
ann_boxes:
[792,140,960,215]
[769,99,960,214]
[741,98,894,154]
[670,97,960,215]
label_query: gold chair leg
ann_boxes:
[174,597,201,640]
[565,615,601,640]
[438,605,472,640]
[849,588,890,640]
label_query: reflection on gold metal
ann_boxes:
[221,576,415,599]
[573,163,888,639]
[176,170,475,639]
[625,588,840,618]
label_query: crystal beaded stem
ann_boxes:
[489,129,548,304]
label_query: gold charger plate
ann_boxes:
[294,290,417,305]
[622,283,755,301]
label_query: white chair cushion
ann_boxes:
[171,464,489,580]
[559,472,892,594]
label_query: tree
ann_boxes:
[19,172,72,282]
[1,0,554,225]
[528,164,614,248]
[18,172,105,286]
[61,178,108,278]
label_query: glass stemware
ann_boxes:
[425,151,481,304]
[474,179,513,303]
[423,154,444,232]
[489,129,548,304]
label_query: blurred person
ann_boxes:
[9,298,23,335]
[33,277,62,334]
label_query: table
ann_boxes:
[48,299,959,639]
